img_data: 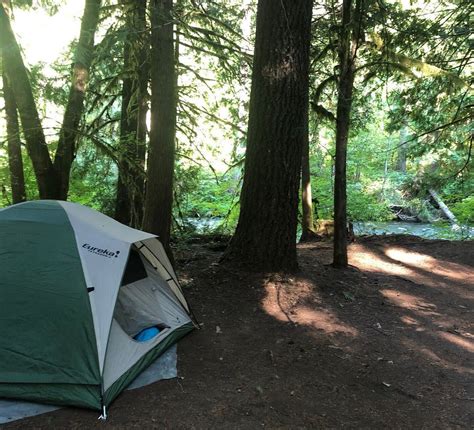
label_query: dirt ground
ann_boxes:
[4,235,473,429]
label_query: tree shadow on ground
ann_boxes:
[4,236,473,429]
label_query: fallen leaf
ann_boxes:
[343,291,355,301]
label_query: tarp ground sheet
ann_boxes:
[0,345,177,424]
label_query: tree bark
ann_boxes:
[2,66,26,203]
[115,0,148,227]
[143,0,177,254]
[224,0,313,271]
[133,0,149,228]
[115,33,136,226]
[333,0,362,268]
[1,0,101,200]
[397,125,407,172]
[0,2,58,199]
[300,132,318,242]
[54,0,101,200]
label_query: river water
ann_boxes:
[184,217,474,240]
[353,221,474,240]
[182,217,223,232]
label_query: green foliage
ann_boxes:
[175,166,240,220]
[311,173,393,222]
[1,0,472,245]
[406,198,436,223]
[68,146,117,216]
[311,173,333,220]
[347,185,393,222]
[0,146,39,206]
[0,152,9,207]
[452,196,474,225]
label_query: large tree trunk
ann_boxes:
[0,2,58,199]
[54,0,101,200]
[143,0,177,253]
[224,0,313,272]
[397,125,408,172]
[300,132,318,242]
[132,0,149,229]
[115,0,148,227]
[2,66,26,203]
[333,0,362,268]
[115,61,135,226]
[1,0,101,200]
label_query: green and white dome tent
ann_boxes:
[0,200,195,414]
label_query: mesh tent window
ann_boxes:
[114,246,170,338]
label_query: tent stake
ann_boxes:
[98,405,107,420]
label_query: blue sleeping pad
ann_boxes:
[134,326,160,342]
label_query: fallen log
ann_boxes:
[397,213,419,222]
[389,205,419,222]
[428,189,458,224]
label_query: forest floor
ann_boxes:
[5,235,473,429]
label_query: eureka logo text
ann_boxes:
[82,243,121,258]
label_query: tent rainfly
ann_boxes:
[0,200,194,415]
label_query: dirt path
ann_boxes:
[4,236,473,429]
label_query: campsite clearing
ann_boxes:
[4,235,473,429]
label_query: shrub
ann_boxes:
[452,196,474,225]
